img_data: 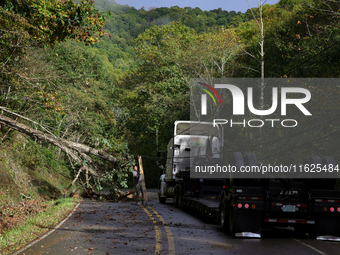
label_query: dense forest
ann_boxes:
[1,0,340,192]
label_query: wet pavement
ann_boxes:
[14,190,340,255]
[20,200,157,254]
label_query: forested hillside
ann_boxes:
[88,0,248,79]
[1,0,340,199]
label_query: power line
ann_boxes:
[140,116,340,161]
[283,40,340,76]
[258,129,340,161]
[234,116,340,152]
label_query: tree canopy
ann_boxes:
[2,0,340,190]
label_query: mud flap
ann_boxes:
[316,215,340,241]
[235,212,262,238]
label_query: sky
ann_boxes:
[114,0,280,13]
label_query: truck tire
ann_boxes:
[178,185,183,208]
[305,155,331,189]
[307,224,316,239]
[295,225,315,238]
[220,196,228,231]
[231,152,243,168]
[321,156,337,189]
[229,201,236,237]
[230,152,243,186]
[173,185,179,207]
[159,194,166,204]
[294,225,308,237]
[243,153,258,167]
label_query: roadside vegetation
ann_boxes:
[0,197,79,255]
[1,0,340,252]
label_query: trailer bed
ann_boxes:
[180,196,220,220]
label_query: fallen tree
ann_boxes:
[0,113,117,162]
[0,109,127,193]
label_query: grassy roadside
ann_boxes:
[0,133,82,254]
[0,197,80,255]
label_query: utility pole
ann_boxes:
[248,0,265,109]
[259,0,265,110]
[156,128,158,153]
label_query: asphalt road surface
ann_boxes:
[14,190,340,255]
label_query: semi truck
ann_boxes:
[158,121,224,220]
[158,120,340,240]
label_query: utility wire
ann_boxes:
[283,40,340,76]
[139,117,340,161]
[258,129,340,160]
[236,116,340,151]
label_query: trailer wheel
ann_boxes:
[173,185,179,207]
[229,201,236,237]
[220,197,228,231]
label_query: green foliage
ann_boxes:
[0,197,79,255]
[0,0,135,190]
[50,41,117,82]
[234,0,340,78]
[87,0,246,73]
[94,1,243,34]
[115,21,242,186]
[3,0,340,189]
[0,0,110,45]
[0,0,112,116]
[221,0,340,167]
[0,132,73,200]
[277,0,340,77]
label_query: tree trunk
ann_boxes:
[0,113,118,176]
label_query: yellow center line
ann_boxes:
[147,206,175,255]
[140,204,162,255]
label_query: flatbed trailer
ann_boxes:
[158,121,340,240]
[218,153,340,240]
[159,170,223,221]
[178,173,223,220]
[180,197,220,220]
[168,169,340,240]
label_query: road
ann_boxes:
[14,190,340,255]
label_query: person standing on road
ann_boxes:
[133,165,144,204]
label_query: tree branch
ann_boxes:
[0,113,118,176]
